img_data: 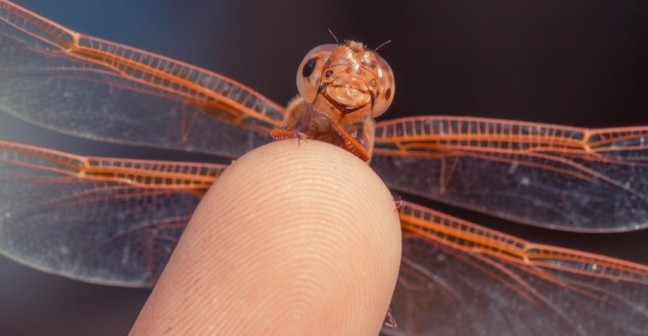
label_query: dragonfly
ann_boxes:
[0,1,647,335]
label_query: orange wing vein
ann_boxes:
[388,201,648,335]
[373,116,648,232]
[1,140,646,334]
[0,140,225,286]
[0,0,284,158]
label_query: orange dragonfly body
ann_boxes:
[0,1,647,335]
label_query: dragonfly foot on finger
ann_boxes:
[392,193,404,212]
[270,128,309,144]
[383,306,398,329]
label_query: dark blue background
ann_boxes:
[1,0,647,335]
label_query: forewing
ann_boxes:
[0,1,284,158]
[0,140,223,287]
[383,201,648,336]
[373,117,648,232]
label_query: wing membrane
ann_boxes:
[0,0,284,158]
[0,140,223,287]
[373,117,648,232]
[385,201,648,335]
[2,140,647,334]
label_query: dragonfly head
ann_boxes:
[297,41,395,123]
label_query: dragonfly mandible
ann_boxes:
[0,1,647,335]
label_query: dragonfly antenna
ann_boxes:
[327,29,340,44]
[375,39,393,52]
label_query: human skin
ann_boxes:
[130,140,402,335]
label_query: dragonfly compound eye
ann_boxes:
[302,58,317,78]
[296,44,338,102]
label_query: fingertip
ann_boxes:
[131,140,401,335]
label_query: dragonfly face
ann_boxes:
[0,1,647,335]
[296,41,395,121]
[272,41,395,161]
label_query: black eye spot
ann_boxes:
[385,88,392,100]
[325,70,334,78]
[302,58,317,77]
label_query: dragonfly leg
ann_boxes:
[270,128,309,144]
[383,306,398,329]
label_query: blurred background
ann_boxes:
[1,0,647,334]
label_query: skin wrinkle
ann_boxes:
[131,140,401,336]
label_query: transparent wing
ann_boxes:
[372,117,648,232]
[383,201,648,336]
[0,140,223,287]
[3,141,647,334]
[0,1,284,158]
